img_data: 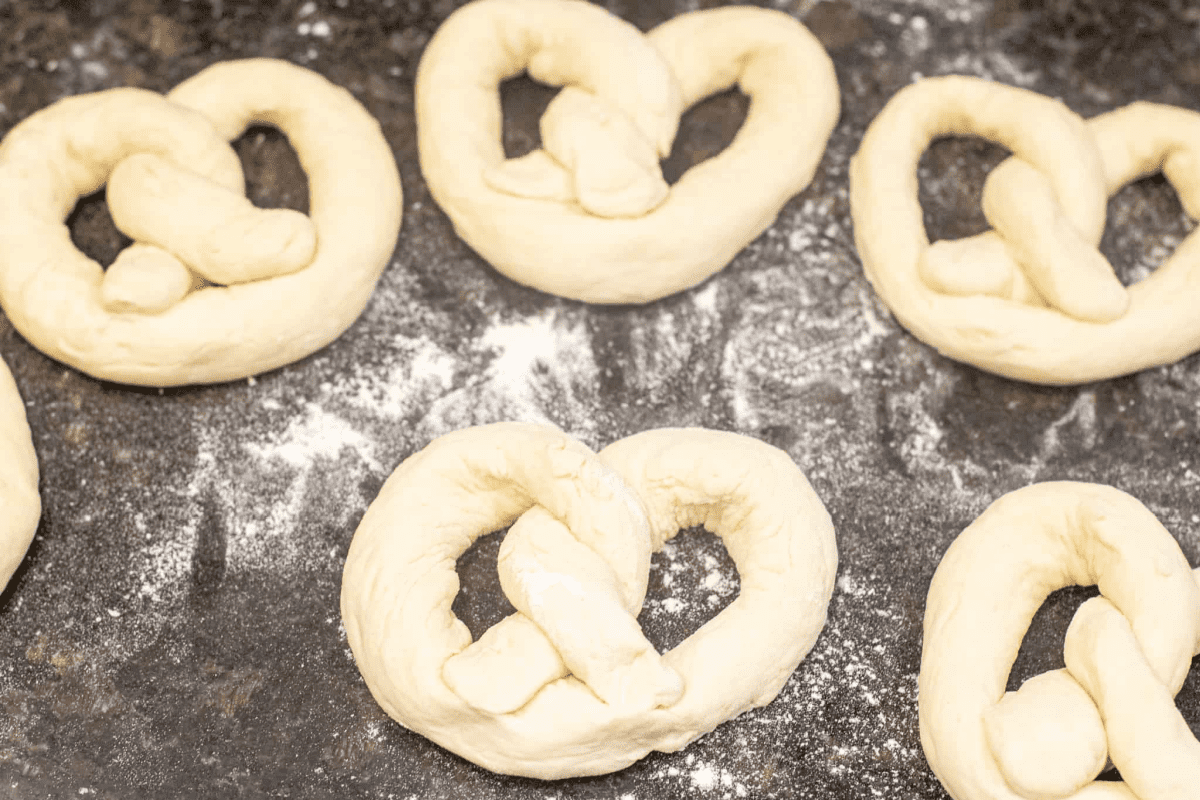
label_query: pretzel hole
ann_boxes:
[67,190,131,269]
[232,125,310,216]
[1100,173,1194,286]
[1005,584,1099,692]
[1181,649,1200,737]
[918,137,1008,244]
[659,89,749,186]
[499,75,558,161]
[636,526,741,653]
[450,527,515,641]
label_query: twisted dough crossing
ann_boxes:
[340,423,838,779]
[416,0,840,303]
[850,76,1200,384]
[0,59,402,386]
[920,482,1200,800]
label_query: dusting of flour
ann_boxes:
[128,303,606,603]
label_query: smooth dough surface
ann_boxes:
[0,357,40,594]
[919,482,1200,800]
[850,76,1200,385]
[0,58,402,386]
[340,423,837,779]
[416,0,839,304]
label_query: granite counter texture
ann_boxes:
[0,0,1197,797]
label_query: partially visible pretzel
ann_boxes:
[0,357,39,594]
[340,423,837,778]
[850,76,1200,385]
[0,58,402,386]
[416,0,839,304]
[920,482,1200,800]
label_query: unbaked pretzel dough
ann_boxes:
[850,76,1200,385]
[920,482,1200,800]
[0,58,402,386]
[340,423,837,778]
[416,0,839,303]
[0,357,40,594]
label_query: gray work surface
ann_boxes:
[0,0,1196,797]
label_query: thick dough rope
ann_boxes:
[0,58,402,386]
[920,482,1200,800]
[850,76,1200,385]
[340,423,837,779]
[416,0,839,304]
[0,357,39,594]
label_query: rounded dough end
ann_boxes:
[920,237,1017,298]
[984,670,1108,800]
[101,244,195,314]
[207,207,318,283]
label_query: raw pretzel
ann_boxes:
[920,482,1200,800]
[416,0,839,303]
[850,76,1200,385]
[340,423,837,778]
[0,58,402,386]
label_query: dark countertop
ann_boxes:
[0,0,1197,797]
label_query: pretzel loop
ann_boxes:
[919,482,1200,800]
[340,423,837,779]
[416,0,839,303]
[0,58,402,386]
[850,76,1200,384]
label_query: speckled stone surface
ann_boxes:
[0,0,1198,797]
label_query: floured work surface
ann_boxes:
[0,0,1197,797]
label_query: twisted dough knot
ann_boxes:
[340,423,838,779]
[0,59,402,386]
[920,482,1200,800]
[0,357,39,595]
[850,76,1200,385]
[416,0,840,304]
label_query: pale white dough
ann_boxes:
[416,0,840,304]
[850,76,1200,385]
[0,357,40,594]
[919,482,1200,800]
[107,153,317,286]
[101,244,196,314]
[0,58,402,386]
[340,423,837,779]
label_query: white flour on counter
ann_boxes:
[125,303,606,600]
